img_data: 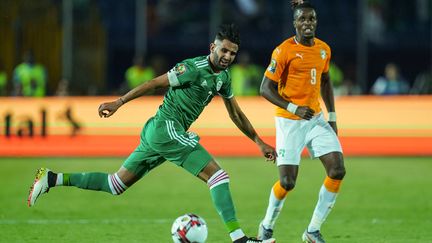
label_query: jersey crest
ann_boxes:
[216,78,223,91]
[320,49,327,60]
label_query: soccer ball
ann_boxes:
[171,213,208,243]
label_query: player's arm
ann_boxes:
[320,72,338,134]
[98,73,169,118]
[260,76,314,120]
[222,96,276,161]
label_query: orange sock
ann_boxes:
[323,176,342,193]
[272,180,289,200]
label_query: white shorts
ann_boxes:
[275,113,342,166]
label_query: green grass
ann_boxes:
[0,157,431,242]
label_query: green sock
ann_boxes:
[210,182,241,232]
[63,172,112,194]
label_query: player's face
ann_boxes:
[210,39,238,70]
[293,8,317,39]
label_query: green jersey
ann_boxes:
[156,55,233,130]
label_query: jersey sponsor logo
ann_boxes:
[268,59,277,73]
[175,64,187,76]
[320,49,327,60]
[216,79,223,91]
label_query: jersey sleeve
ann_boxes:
[218,71,234,99]
[322,46,331,73]
[167,61,199,87]
[264,45,288,83]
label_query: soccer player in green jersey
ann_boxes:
[28,24,277,243]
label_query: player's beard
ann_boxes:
[212,52,230,70]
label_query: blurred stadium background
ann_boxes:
[0,1,431,242]
[0,0,431,95]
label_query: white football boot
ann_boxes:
[28,168,51,207]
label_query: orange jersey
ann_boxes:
[265,36,331,120]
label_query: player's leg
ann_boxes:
[27,165,136,207]
[304,152,345,233]
[57,147,165,195]
[57,167,134,193]
[196,157,275,243]
[198,159,244,242]
[28,118,165,207]
[259,165,298,237]
[174,143,246,242]
[303,114,345,242]
[258,117,306,240]
[27,150,164,207]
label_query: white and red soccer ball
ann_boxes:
[171,213,208,243]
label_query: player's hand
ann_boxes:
[257,141,277,163]
[295,106,315,120]
[329,121,338,135]
[98,99,123,118]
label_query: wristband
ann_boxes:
[328,112,337,122]
[286,102,298,114]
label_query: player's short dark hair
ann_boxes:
[291,0,316,19]
[215,23,241,46]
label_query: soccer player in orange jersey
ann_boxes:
[257,1,346,243]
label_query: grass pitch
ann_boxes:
[0,157,431,242]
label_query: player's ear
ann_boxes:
[210,42,216,53]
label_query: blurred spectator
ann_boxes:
[155,0,208,36]
[150,55,168,76]
[410,70,432,95]
[230,52,263,96]
[13,51,47,97]
[149,55,169,95]
[331,62,361,96]
[121,56,155,93]
[329,62,344,95]
[234,0,262,28]
[55,78,70,96]
[0,61,7,96]
[366,0,386,45]
[416,0,430,25]
[236,0,259,17]
[335,79,362,96]
[371,63,410,95]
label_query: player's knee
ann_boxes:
[108,173,128,195]
[280,176,296,191]
[328,166,346,180]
